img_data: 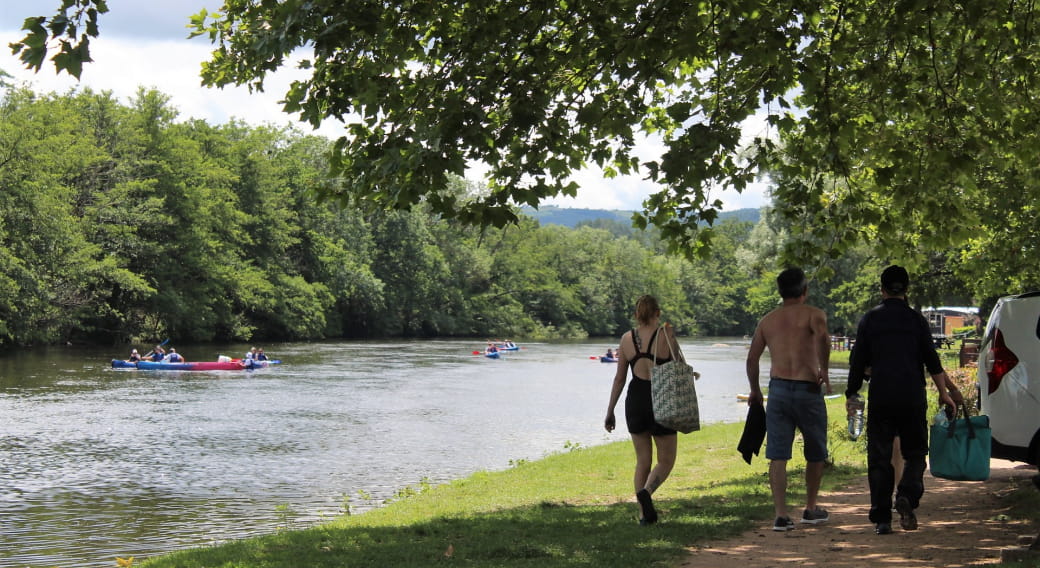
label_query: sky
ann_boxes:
[0,1,771,212]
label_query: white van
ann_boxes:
[977,292,1040,465]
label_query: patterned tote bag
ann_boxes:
[650,328,701,433]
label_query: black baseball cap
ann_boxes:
[881,265,909,294]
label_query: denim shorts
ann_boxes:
[765,377,829,462]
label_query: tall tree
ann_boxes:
[368,209,455,336]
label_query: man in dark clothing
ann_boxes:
[846,265,960,535]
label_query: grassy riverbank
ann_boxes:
[137,392,1040,568]
[140,398,872,567]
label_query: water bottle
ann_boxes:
[847,395,865,440]
[932,409,949,428]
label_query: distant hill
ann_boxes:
[521,205,761,228]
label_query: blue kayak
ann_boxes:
[118,360,255,371]
[113,359,279,370]
[485,351,501,359]
[600,356,618,363]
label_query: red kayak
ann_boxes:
[113,359,273,370]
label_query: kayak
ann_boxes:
[137,360,248,371]
[496,345,520,351]
[600,356,618,363]
[112,359,275,371]
[485,351,501,359]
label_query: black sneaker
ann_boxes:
[800,506,830,524]
[895,496,917,530]
[636,489,657,524]
[772,516,795,531]
[875,522,893,535]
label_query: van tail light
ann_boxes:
[987,329,1019,394]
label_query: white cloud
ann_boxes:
[541,110,774,212]
[2,1,772,213]
[1,1,334,135]
[0,31,340,137]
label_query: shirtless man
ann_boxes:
[746,267,831,531]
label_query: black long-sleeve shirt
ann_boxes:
[846,298,944,407]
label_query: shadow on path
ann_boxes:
[679,460,1039,568]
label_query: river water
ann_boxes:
[0,338,840,567]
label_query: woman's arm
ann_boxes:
[605,332,632,432]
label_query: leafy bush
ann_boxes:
[947,366,979,410]
[952,325,977,337]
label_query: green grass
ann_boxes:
[137,395,1039,567]
[139,399,869,567]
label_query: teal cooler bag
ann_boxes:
[929,405,991,481]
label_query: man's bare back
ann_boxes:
[753,303,829,382]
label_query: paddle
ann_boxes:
[139,338,170,361]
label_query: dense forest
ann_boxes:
[0,86,975,348]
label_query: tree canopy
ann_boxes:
[11,0,1040,296]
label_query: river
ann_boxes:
[0,338,844,567]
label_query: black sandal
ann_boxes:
[636,488,657,524]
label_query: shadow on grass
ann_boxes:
[143,476,777,568]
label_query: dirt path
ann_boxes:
[679,460,1039,568]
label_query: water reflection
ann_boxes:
[0,339,845,567]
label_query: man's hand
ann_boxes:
[818,369,832,394]
[846,395,865,417]
[747,390,764,407]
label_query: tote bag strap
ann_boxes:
[946,403,976,440]
[651,325,685,365]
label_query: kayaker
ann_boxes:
[146,345,165,361]
[127,349,141,362]
[244,347,257,360]
[605,348,615,359]
[256,348,268,361]
[165,348,185,363]
[486,342,498,355]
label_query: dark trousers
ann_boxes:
[865,402,928,523]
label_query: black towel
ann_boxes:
[737,403,766,464]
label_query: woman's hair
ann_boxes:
[634,295,661,325]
